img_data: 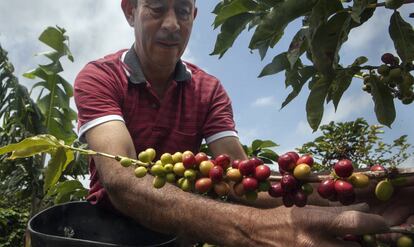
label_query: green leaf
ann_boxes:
[258,149,279,162]
[48,180,87,204]
[258,140,278,149]
[310,12,351,77]
[287,28,308,69]
[39,27,66,53]
[281,66,316,108]
[351,0,369,23]
[211,13,255,58]
[213,0,258,28]
[43,147,74,193]
[389,11,414,64]
[258,52,289,77]
[251,139,263,152]
[306,77,332,131]
[329,67,359,110]
[369,76,396,127]
[0,135,60,157]
[249,0,317,50]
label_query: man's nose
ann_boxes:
[161,9,180,32]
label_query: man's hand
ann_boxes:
[248,203,389,247]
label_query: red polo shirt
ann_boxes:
[74,48,238,206]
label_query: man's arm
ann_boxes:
[86,122,389,246]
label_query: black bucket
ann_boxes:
[28,201,177,247]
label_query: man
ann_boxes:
[74,0,411,245]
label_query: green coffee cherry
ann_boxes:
[375,180,394,201]
[134,167,147,178]
[120,157,133,167]
[153,176,166,189]
[377,64,390,76]
[166,173,176,183]
[151,164,166,177]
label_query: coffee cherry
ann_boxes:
[375,180,394,201]
[254,165,271,181]
[293,190,308,207]
[195,152,209,165]
[165,173,176,183]
[120,157,133,167]
[199,160,214,177]
[362,234,377,247]
[215,154,231,170]
[153,176,166,189]
[173,162,185,176]
[180,178,192,192]
[238,160,255,176]
[250,157,264,167]
[377,64,390,76]
[334,159,354,178]
[282,194,294,207]
[233,182,245,197]
[226,168,242,183]
[296,154,314,166]
[145,148,156,162]
[268,182,284,198]
[134,167,147,178]
[258,180,271,192]
[348,173,370,188]
[385,0,404,9]
[182,152,197,169]
[286,151,299,163]
[301,183,313,195]
[293,163,311,180]
[232,159,241,169]
[242,177,259,191]
[281,174,298,192]
[390,68,403,81]
[195,178,213,193]
[209,166,224,182]
[335,180,354,197]
[245,191,258,201]
[151,164,166,177]
[172,152,183,163]
[138,151,151,163]
[318,179,336,199]
[343,234,362,242]
[381,53,397,65]
[164,163,174,173]
[184,169,197,181]
[214,181,230,197]
[370,164,386,172]
[160,153,173,165]
[397,235,413,247]
[278,154,296,172]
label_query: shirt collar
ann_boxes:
[123,46,192,84]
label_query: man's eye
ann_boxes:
[177,8,190,18]
[150,7,164,14]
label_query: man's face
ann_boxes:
[132,0,196,68]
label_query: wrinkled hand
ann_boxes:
[359,176,414,226]
[250,203,388,247]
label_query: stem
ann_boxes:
[269,167,414,182]
[62,145,150,167]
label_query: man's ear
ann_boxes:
[122,1,136,27]
[193,7,198,20]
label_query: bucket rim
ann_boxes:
[28,201,177,247]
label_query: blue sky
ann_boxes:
[0,1,413,166]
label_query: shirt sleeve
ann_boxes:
[202,81,238,144]
[74,62,125,138]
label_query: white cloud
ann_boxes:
[252,96,277,107]
[321,92,373,124]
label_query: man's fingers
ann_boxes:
[328,211,389,236]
